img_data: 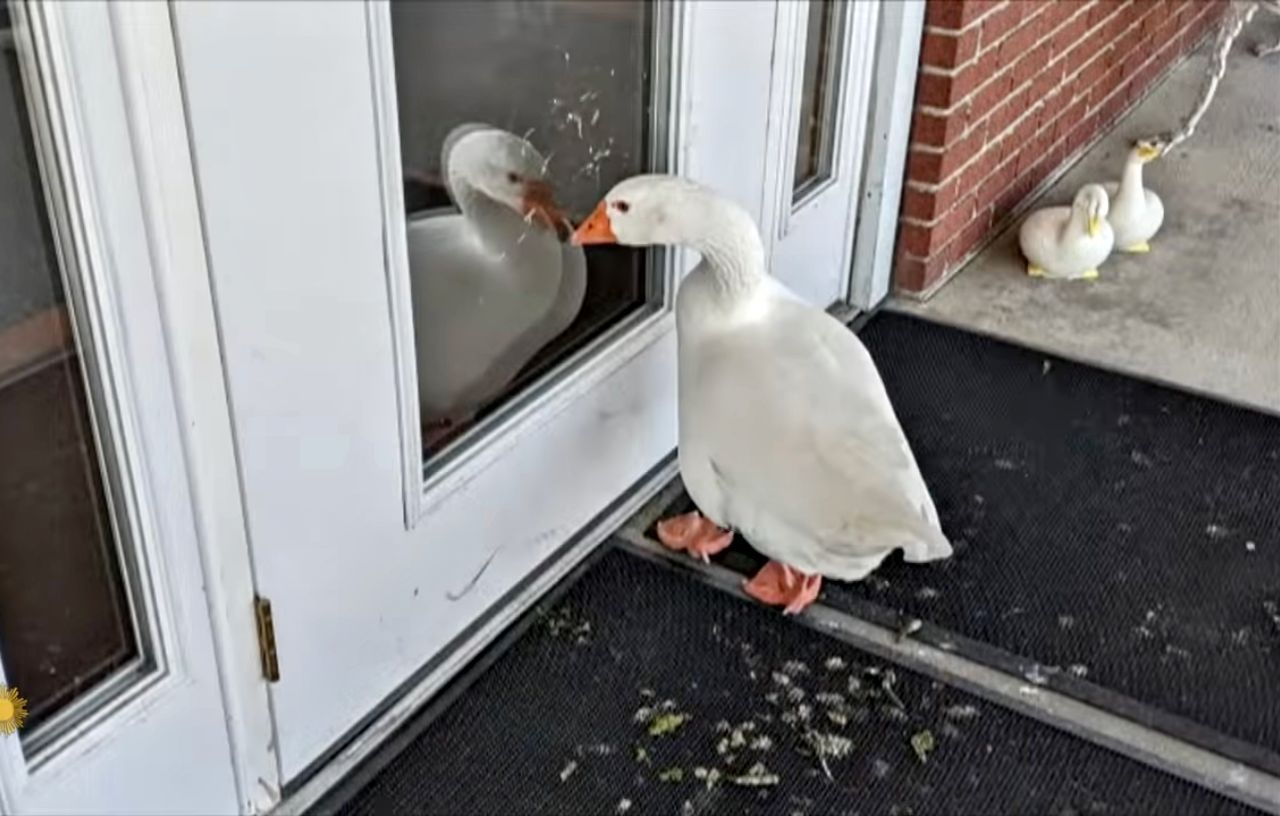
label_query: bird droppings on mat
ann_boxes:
[895,618,924,643]
[558,760,578,782]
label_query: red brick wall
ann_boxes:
[895,0,1227,295]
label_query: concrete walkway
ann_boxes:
[897,17,1280,414]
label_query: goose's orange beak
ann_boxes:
[571,201,617,246]
[521,180,572,242]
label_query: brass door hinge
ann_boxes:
[253,595,281,682]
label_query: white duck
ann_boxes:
[1018,183,1114,280]
[572,175,951,614]
[1103,139,1164,253]
[407,123,586,432]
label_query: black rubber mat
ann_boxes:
[655,312,1280,773]
[323,549,1256,815]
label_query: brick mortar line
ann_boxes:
[923,0,1008,39]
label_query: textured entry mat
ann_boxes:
[654,312,1280,770]
[326,550,1255,815]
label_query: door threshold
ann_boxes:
[271,453,679,815]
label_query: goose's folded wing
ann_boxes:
[698,304,947,558]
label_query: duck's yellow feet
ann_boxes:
[743,561,822,615]
[1080,268,1100,280]
[1026,264,1046,278]
[655,511,733,563]
[1121,241,1151,253]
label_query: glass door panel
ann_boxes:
[762,0,879,307]
[389,0,668,458]
[1,0,141,742]
[792,0,845,199]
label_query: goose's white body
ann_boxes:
[1018,184,1114,280]
[1104,154,1164,251]
[408,212,585,419]
[408,125,586,422]
[675,272,951,579]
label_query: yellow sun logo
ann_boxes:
[1,685,28,735]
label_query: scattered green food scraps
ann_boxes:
[911,730,936,764]
[658,767,685,783]
[749,734,774,751]
[807,731,853,760]
[730,762,780,787]
[633,745,651,765]
[648,712,688,737]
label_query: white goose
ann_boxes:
[573,175,951,614]
[408,123,586,432]
[1103,139,1165,253]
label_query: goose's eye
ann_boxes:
[507,172,520,184]
[614,200,630,213]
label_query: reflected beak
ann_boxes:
[521,180,573,242]
[1088,215,1103,237]
[570,200,617,246]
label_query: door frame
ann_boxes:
[268,0,924,811]
[848,0,925,311]
[108,2,280,810]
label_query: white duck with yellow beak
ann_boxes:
[571,175,952,615]
[407,124,584,432]
[1104,139,1165,253]
[1018,183,1114,280]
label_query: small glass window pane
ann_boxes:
[1,3,138,734]
[391,0,667,459]
[793,0,845,199]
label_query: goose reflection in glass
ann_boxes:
[407,123,586,449]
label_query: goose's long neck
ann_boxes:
[449,172,530,254]
[681,191,766,299]
[1118,157,1145,202]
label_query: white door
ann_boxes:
[170,0,914,795]
[0,2,270,813]
[762,0,882,308]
